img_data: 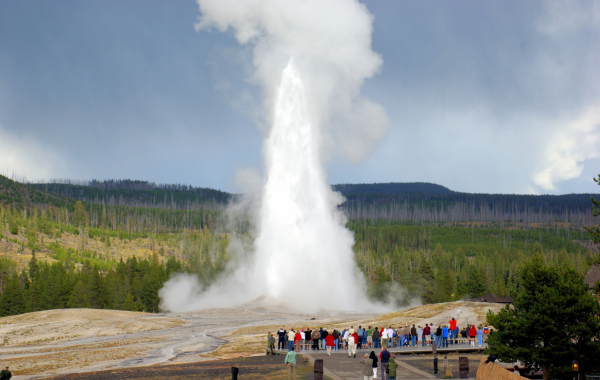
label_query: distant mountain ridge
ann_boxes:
[332,182,454,195]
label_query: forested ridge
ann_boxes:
[0,174,598,316]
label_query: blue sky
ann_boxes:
[1,0,599,194]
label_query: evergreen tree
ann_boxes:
[466,265,487,297]
[585,174,600,243]
[486,254,600,380]
[0,273,25,316]
[71,201,88,228]
[68,280,91,308]
[28,251,39,281]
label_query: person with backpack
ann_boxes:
[379,347,390,380]
[312,328,320,350]
[435,325,443,347]
[268,332,276,355]
[0,366,11,380]
[385,356,398,380]
[372,327,380,348]
[277,328,287,350]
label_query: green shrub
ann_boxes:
[9,225,18,235]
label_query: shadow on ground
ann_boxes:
[47,355,318,380]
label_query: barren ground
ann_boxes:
[0,300,502,379]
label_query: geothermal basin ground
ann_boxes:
[0,301,502,378]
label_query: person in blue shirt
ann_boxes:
[277,328,287,350]
[441,325,449,347]
[477,325,484,346]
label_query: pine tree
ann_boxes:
[465,265,487,297]
[0,273,25,316]
[28,251,39,281]
[585,174,600,243]
[486,254,600,380]
[71,201,88,228]
[68,280,91,308]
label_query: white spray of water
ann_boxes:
[159,0,391,312]
[252,60,363,309]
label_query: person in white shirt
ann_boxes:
[347,333,356,358]
[381,328,389,348]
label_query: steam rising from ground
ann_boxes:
[160,0,390,312]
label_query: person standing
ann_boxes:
[381,327,388,348]
[367,326,374,348]
[288,329,296,351]
[268,332,276,355]
[312,328,320,350]
[372,327,380,349]
[352,331,360,357]
[278,328,286,350]
[385,356,398,380]
[477,325,484,346]
[379,346,390,380]
[357,326,364,350]
[403,325,410,346]
[442,325,449,348]
[325,332,335,356]
[332,329,340,351]
[423,324,430,346]
[417,326,423,347]
[361,353,375,380]
[319,328,325,350]
[369,351,379,379]
[305,328,312,348]
[449,318,457,344]
[348,331,357,358]
[410,325,417,347]
[284,349,297,380]
[468,324,477,346]
[435,325,442,347]
[0,367,11,380]
[294,330,302,352]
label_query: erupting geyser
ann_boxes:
[252,60,364,309]
[158,0,390,312]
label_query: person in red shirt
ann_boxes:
[448,318,457,342]
[468,324,477,347]
[423,324,431,346]
[294,331,302,352]
[325,333,335,356]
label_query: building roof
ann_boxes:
[584,265,600,289]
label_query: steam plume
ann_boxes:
[159,0,389,312]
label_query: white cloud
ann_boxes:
[533,107,600,190]
[0,127,66,181]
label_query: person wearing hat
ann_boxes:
[0,366,11,379]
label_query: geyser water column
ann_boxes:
[252,60,365,310]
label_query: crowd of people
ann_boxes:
[269,318,490,356]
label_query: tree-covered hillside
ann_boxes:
[0,174,598,316]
